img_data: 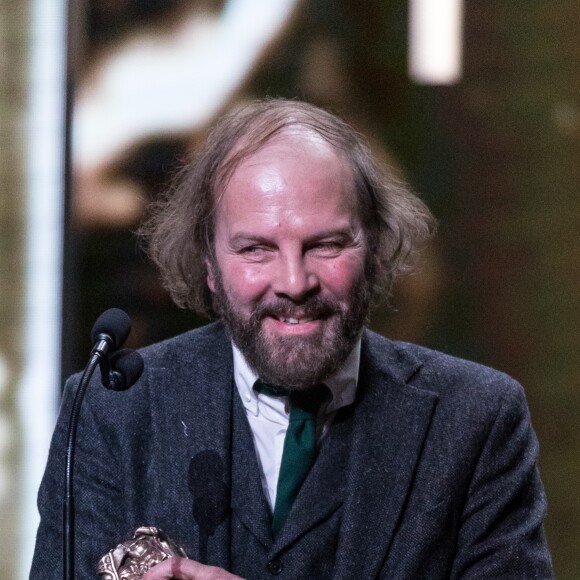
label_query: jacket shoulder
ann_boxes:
[137,321,230,368]
[362,328,525,404]
[64,322,230,414]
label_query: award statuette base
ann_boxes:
[97,526,188,580]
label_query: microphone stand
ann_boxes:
[63,341,110,580]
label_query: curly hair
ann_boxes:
[139,99,436,318]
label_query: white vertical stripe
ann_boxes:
[409,0,463,85]
[17,0,67,577]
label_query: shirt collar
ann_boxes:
[232,338,361,416]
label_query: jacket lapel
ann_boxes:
[332,332,439,579]
[149,324,234,569]
[273,331,438,567]
[230,390,274,549]
[272,406,352,551]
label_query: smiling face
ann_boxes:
[207,128,370,388]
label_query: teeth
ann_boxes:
[279,317,313,324]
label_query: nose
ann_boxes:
[271,252,319,301]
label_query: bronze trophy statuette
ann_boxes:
[97,526,188,580]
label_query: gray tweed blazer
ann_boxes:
[31,323,553,578]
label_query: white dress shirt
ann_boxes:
[233,340,361,511]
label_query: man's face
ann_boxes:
[207,129,370,388]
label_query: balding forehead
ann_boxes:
[227,124,344,166]
[215,125,358,209]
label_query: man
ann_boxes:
[32,100,553,579]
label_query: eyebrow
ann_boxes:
[228,234,272,247]
[228,227,358,246]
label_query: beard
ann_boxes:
[212,271,370,390]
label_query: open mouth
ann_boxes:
[278,317,315,325]
[262,314,326,334]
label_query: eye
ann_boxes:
[238,245,270,260]
[309,241,344,255]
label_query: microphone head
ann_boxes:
[108,348,145,391]
[91,308,132,350]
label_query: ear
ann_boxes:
[205,258,216,293]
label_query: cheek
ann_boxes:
[318,255,366,296]
[220,260,269,303]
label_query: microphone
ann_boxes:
[90,308,132,357]
[107,348,145,391]
[90,308,132,389]
[63,308,138,580]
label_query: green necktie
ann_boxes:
[254,381,327,536]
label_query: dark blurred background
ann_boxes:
[1,1,578,577]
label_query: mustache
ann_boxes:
[249,296,339,323]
